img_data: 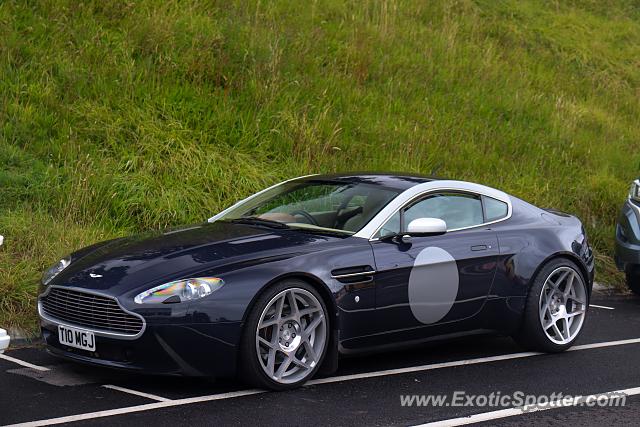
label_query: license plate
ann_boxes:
[58,325,96,352]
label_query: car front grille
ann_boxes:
[40,287,144,336]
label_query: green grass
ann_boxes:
[1,0,638,332]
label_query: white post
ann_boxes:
[0,329,9,354]
[0,239,8,352]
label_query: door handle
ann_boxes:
[471,245,488,251]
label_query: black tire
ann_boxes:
[625,265,640,295]
[513,258,588,353]
[239,279,329,390]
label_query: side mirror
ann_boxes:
[406,218,447,237]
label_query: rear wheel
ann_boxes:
[514,259,588,352]
[239,279,329,390]
[625,265,640,295]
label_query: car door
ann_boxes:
[370,191,499,341]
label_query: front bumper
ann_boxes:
[615,198,640,270]
[40,315,242,378]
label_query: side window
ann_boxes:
[404,193,484,230]
[374,211,400,238]
[373,192,509,238]
[483,196,508,221]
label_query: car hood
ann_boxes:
[50,221,342,294]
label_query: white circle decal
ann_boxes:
[408,247,459,324]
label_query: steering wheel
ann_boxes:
[290,210,319,226]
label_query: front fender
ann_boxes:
[185,237,376,339]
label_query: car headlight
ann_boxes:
[630,180,640,203]
[42,257,71,285]
[134,277,224,304]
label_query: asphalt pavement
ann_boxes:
[2,291,640,426]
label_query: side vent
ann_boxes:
[330,265,376,284]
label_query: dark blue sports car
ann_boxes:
[38,173,595,389]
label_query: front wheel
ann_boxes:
[239,280,329,390]
[514,259,588,352]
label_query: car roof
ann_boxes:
[297,172,440,191]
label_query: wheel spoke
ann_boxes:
[554,270,570,287]
[563,272,575,298]
[302,336,318,363]
[266,348,277,377]
[566,309,585,318]
[274,294,286,320]
[275,355,293,380]
[287,291,300,321]
[258,295,286,329]
[539,292,552,319]
[299,306,321,317]
[561,317,571,340]
[542,319,554,330]
[291,356,312,370]
[258,336,275,349]
[259,317,278,328]
[551,322,563,340]
[280,305,320,323]
[568,295,586,306]
[304,314,324,336]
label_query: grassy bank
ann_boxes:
[1,0,638,332]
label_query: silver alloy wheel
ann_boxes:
[538,266,587,345]
[255,288,327,384]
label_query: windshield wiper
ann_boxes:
[228,217,291,229]
[287,224,353,237]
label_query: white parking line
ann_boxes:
[307,337,640,386]
[306,351,539,385]
[6,336,640,427]
[0,353,50,372]
[590,304,615,310]
[102,385,170,402]
[413,386,640,426]
[7,390,266,427]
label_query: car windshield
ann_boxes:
[216,180,400,235]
